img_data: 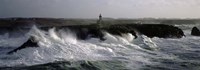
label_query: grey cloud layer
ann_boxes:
[0,0,200,18]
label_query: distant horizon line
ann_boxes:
[1,17,200,20]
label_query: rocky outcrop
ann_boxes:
[3,24,184,41]
[128,24,184,38]
[59,25,137,40]
[64,24,184,40]
[7,36,38,54]
[103,25,138,39]
[191,27,200,36]
[42,24,184,40]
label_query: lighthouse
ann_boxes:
[99,14,102,21]
[97,14,103,25]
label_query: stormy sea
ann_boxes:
[0,19,200,70]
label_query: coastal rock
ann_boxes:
[132,24,185,38]
[104,26,138,39]
[55,24,184,40]
[191,27,200,36]
[111,24,184,38]
[66,25,137,40]
[7,36,38,54]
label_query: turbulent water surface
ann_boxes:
[0,24,200,70]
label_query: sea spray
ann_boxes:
[133,35,158,50]
[58,29,77,44]
[48,27,61,41]
[100,32,135,45]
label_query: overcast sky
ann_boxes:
[0,0,200,18]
